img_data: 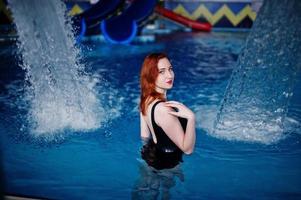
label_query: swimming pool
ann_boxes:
[1,30,301,199]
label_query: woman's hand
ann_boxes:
[164,101,195,120]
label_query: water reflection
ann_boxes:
[132,162,184,200]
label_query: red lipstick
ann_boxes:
[166,80,173,84]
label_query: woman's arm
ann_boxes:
[156,102,196,154]
[140,112,150,139]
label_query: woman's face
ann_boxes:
[155,58,174,93]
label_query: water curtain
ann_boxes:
[8,0,103,135]
[213,0,301,143]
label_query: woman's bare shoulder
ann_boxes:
[155,102,173,116]
[155,102,179,128]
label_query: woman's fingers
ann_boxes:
[164,103,178,108]
[165,102,184,108]
[165,101,178,104]
[168,111,181,117]
[165,101,194,119]
[165,101,183,105]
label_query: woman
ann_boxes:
[139,53,196,170]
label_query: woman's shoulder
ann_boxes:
[146,99,172,116]
[153,101,177,127]
[154,101,172,115]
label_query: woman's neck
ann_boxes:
[155,87,167,98]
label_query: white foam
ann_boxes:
[28,79,104,135]
[196,105,300,144]
[8,0,107,136]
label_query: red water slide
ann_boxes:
[155,6,211,32]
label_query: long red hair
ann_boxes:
[140,53,167,115]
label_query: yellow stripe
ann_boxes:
[173,4,257,26]
[68,4,83,16]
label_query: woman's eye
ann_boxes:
[159,71,164,74]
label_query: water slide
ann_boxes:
[101,0,157,44]
[75,0,210,43]
[73,0,123,37]
[155,6,211,32]
[79,0,122,20]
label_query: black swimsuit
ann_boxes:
[141,101,187,170]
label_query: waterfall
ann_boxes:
[213,0,301,144]
[8,0,104,135]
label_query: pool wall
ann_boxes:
[64,0,261,29]
[165,0,261,29]
[0,0,262,43]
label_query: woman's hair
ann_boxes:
[140,53,167,115]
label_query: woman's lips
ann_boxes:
[166,80,173,84]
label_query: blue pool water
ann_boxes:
[1,31,301,199]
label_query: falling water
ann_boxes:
[8,0,104,135]
[213,0,301,144]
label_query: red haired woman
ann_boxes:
[140,53,196,170]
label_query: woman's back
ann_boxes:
[141,100,187,170]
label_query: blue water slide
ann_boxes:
[73,0,123,37]
[79,0,122,20]
[101,0,157,44]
